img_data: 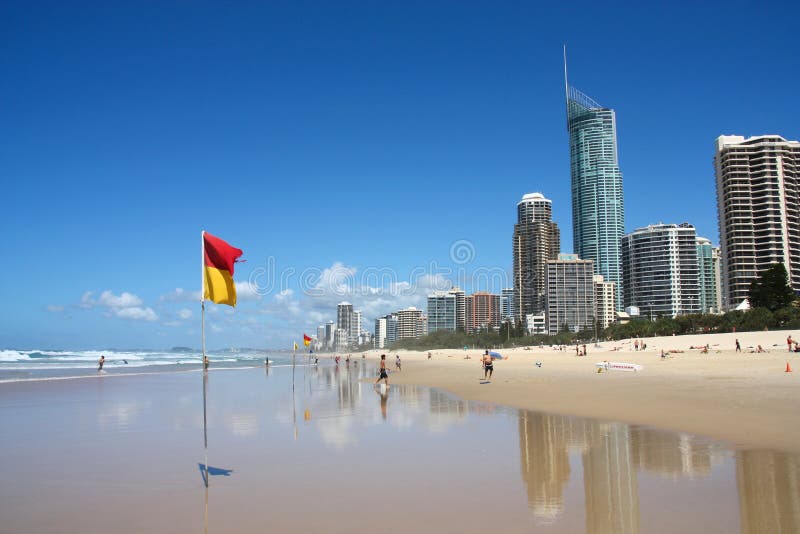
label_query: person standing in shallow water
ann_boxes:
[97,355,105,371]
[375,354,389,386]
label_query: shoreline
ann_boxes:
[362,329,800,453]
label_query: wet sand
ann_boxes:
[1,356,799,533]
[370,330,800,453]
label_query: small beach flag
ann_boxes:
[303,334,312,347]
[203,232,243,307]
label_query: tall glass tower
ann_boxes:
[565,77,625,310]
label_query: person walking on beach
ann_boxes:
[97,355,105,371]
[395,354,401,371]
[735,339,741,352]
[788,335,794,352]
[482,350,493,380]
[375,354,389,386]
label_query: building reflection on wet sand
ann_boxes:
[737,450,800,534]
[517,410,800,533]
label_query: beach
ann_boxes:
[370,329,800,453]
[1,330,799,532]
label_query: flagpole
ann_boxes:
[292,342,297,439]
[201,230,209,486]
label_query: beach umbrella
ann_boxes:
[489,351,505,360]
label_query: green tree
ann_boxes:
[748,263,796,311]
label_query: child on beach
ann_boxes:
[395,355,401,371]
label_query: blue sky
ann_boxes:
[2,1,798,349]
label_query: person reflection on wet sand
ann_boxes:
[374,384,388,420]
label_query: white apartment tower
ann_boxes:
[621,223,701,318]
[351,310,362,345]
[594,275,616,330]
[545,255,595,336]
[714,135,800,308]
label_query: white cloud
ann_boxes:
[113,307,158,322]
[97,290,142,308]
[234,281,262,302]
[80,291,94,308]
[178,309,193,320]
[77,289,158,322]
[160,288,202,303]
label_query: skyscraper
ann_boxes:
[465,292,501,333]
[714,135,800,308]
[621,223,701,318]
[500,288,515,322]
[565,60,625,309]
[396,307,425,339]
[336,302,354,348]
[594,275,616,330]
[513,193,560,323]
[427,291,457,333]
[374,314,398,349]
[545,254,595,336]
[696,237,722,314]
[351,310,362,345]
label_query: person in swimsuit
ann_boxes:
[395,354,401,371]
[97,355,105,371]
[375,354,389,385]
[482,350,493,380]
[203,356,209,369]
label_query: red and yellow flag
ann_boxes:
[203,232,243,306]
[303,334,312,346]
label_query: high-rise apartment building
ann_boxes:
[714,135,800,308]
[465,292,501,333]
[351,310,362,344]
[450,287,466,331]
[621,223,701,318]
[374,313,398,349]
[500,288,515,322]
[426,287,466,334]
[594,275,616,330]
[324,321,335,349]
[396,307,425,339]
[513,193,560,323]
[565,76,625,309]
[427,291,457,333]
[696,237,722,314]
[545,255,595,335]
[336,302,353,339]
[316,325,326,349]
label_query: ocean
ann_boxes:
[0,348,316,382]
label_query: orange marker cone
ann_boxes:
[786,362,792,373]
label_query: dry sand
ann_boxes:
[362,329,800,453]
